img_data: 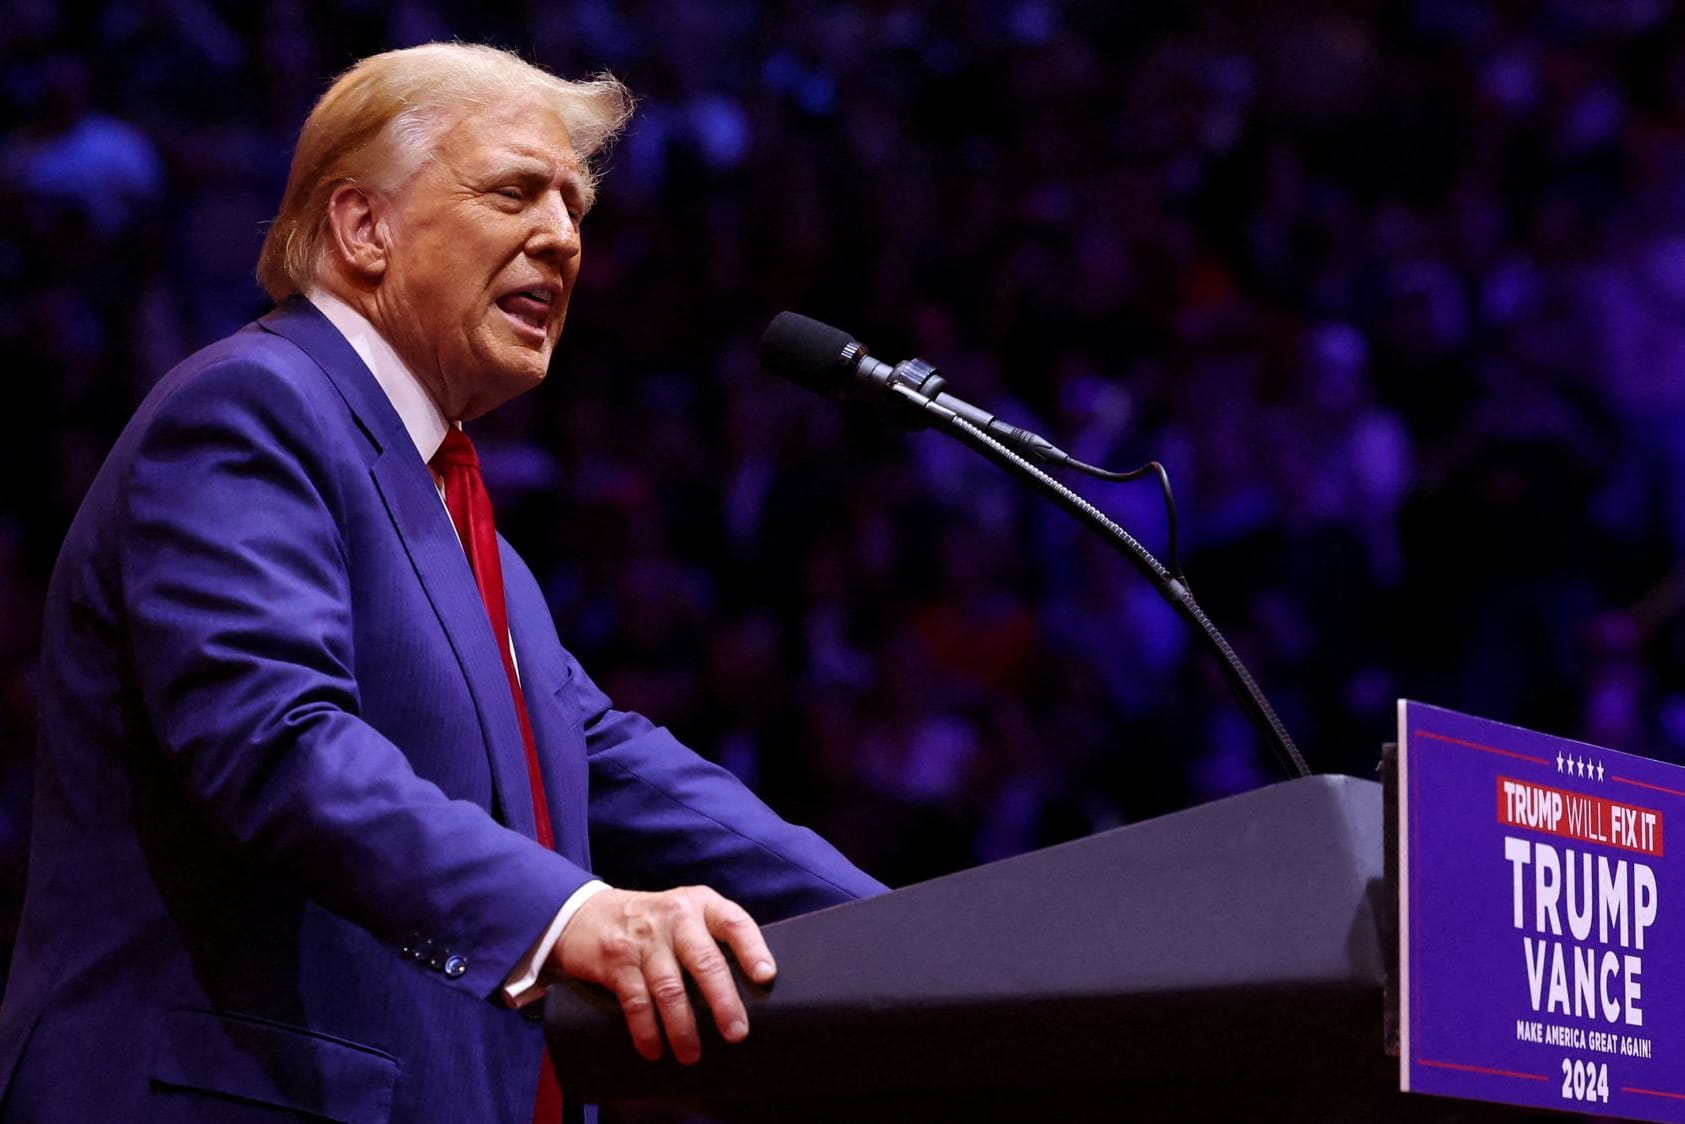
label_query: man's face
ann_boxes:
[372,101,588,421]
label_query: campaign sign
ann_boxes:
[1399,700,1685,1121]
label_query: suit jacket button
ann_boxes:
[444,955,468,979]
[522,1003,544,1023]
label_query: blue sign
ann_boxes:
[1399,700,1685,1120]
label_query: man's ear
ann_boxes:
[325,182,390,283]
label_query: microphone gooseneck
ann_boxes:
[760,311,1310,781]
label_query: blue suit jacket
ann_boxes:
[0,300,883,1123]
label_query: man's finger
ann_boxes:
[644,947,702,1065]
[704,896,776,985]
[673,918,749,1044]
[611,966,664,1062]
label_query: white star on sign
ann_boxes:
[1576,756,1586,778]
[1597,761,1605,782]
[1557,751,1565,773]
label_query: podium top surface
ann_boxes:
[547,774,1389,1101]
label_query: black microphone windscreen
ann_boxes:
[760,312,858,396]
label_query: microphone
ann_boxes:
[760,312,1071,465]
[760,312,1308,779]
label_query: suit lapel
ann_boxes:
[258,299,538,839]
[502,552,590,862]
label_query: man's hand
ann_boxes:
[553,886,776,1065]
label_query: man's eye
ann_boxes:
[496,187,523,201]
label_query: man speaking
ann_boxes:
[0,43,884,1123]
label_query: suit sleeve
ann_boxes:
[116,357,592,1000]
[575,673,890,920]
[490,549,888,919]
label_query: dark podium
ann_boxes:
[545,776,1559,1122]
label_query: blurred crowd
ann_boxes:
[5,0,1685,946]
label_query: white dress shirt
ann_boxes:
[308,290,608,1007]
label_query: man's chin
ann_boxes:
[460,362,548,420]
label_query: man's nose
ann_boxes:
[527,194,580,261]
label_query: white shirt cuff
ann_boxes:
[501,879,611,1009]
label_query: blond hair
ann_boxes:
[257,43,632,301]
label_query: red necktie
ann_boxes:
[430,428,565,1124]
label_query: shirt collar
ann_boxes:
[307,289,452,463]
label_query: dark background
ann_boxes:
[5,0,1685,969]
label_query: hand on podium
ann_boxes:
[554,885,777,1065]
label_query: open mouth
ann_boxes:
[495,288,554,338]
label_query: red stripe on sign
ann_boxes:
[1417,730,1551,766]
[1417,1058,1548,1081]
[1611,774,1685,801]
[1623,1087,1685,1102]
[1410,748,1423,1062]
